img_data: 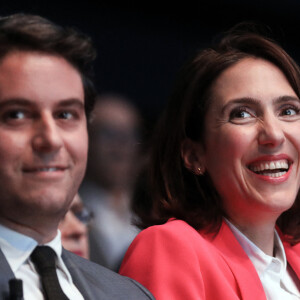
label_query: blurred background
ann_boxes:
[2,0,300,270]
[1,0,300,128]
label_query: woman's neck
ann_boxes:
[227,216,277,256]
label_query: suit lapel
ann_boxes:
[209,221,267,300]
[62,249,96,300]
[0,248,15,299]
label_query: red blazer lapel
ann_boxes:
[278,229,300,279]
[209,221,267,300]
[285,243,300,278]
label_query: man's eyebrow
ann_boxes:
[57,99,85,108]
[0,98,85,109]
[0,98,33,109]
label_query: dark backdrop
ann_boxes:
[1,1,300,127]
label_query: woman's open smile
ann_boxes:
[247,155,292,182]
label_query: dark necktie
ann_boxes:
[30,246,69,300]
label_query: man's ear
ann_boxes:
[181,138,205,173]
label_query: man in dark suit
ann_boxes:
[0,13,154,300]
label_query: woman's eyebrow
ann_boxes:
[221,97,260,114]
[273,95,300,105]
[220,95,300,114]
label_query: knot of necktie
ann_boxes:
[30,246,69,300]
[31,246,57,273]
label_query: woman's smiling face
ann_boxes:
[202,57,300,224]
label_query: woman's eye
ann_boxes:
[229,108,252,120]
[281,107,298,116]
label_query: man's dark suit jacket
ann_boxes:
[0,248,154,299]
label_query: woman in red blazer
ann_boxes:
[120,24,300,299]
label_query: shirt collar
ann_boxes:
[0,225,72,283]
[0,224,38,273]
[225,219,287,277]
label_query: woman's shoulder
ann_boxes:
[146,218,196,231]
[120,219,211,299]
[161,218,197,230]
[139,218,200,236]
[119,218,229,299]
[128,218,213,253]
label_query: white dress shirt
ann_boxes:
[226,219,300,300]
[0,224,84,300]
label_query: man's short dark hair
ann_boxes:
[0,13,97,118]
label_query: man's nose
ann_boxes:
[31,113,63,153]
[257,113,285,149]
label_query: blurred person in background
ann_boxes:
[59,193,92,260]
[80,94,142,271]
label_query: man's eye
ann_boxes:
[58,111,73,120]
[7,110,26,119]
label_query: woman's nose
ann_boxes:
[257,114,285,148]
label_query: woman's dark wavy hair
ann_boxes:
[0,13,97,119]
[135,23,300,244]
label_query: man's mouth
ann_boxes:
[23,166,66,173]
[248,159,290,178]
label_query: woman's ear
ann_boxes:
[181,138,205,175]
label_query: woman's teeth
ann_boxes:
[248,160,289,177]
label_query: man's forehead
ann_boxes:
[0,50,75,71]
[0,51,84,104]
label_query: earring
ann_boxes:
[196,166,205,175]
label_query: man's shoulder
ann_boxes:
[63,249,128,281]
[62,249,154,299]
